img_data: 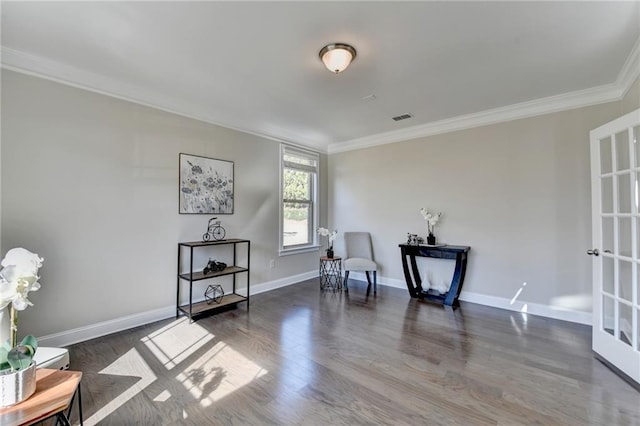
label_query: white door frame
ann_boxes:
[590,108,640,384]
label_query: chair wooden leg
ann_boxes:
[343,271,349,293]
[365,271,372,295]
[374,271,377,294]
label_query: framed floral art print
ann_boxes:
[179,153,234,214]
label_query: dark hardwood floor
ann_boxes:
[66,279,639,425]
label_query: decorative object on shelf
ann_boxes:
[179,153,234,214]
[0,248,43,407]
[420,207,442,245]
[204,285,224,305]
[317,227,338,258]
[202,217,226,241]
[406,234,424,246]
[203,258,227,275]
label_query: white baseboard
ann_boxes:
[37,270,318,348]
[347,272,592,325]
[37,306,175,348]
[251,270,318,295]
[39,270,592,347]
[458,291,592,325]
[345,271,406,289]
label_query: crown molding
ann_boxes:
[617,36,640,97]
[1,47,209,122]
[328,84,622,154]
[2,42,636,157]
[328,83,623,154]
[0,47,319,151]
[328,36,640,154]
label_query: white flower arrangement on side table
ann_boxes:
[317,227,338,258]
[420,208,442,245]
[0,248,43,407]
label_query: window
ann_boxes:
[280,144,319,254]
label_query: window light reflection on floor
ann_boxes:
[143,318,268,407]
[176,341,268,407]
[153,389,172,402]
[265,308,316,416]
[85,318,268,423]
[141,318,214,370]
[84,348,157,426]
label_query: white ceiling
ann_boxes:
[2,1,639,153]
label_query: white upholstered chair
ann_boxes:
[343,232,378,295]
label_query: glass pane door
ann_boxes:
[590,109,640,384]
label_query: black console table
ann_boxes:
[399,244,471,306]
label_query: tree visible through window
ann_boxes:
[280,145,318,252]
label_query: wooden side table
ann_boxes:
[0,368,83,426]
[320,256,342,292]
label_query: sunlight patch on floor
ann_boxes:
[141,317,214,370]
[176,341,268,406]
[84,348,157,426]
[153,389,172,402]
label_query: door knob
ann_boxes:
[587,248,600,256]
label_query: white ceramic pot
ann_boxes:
[0,362,36,407]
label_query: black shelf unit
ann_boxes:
[177,238,250,322]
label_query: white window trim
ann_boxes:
[279,144,320,256]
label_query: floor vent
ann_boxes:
[392,113,414,121]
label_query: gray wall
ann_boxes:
[1,71,326,339]
[328,78,638,321]
[2,67,637,339]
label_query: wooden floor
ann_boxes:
[66,279,640,425]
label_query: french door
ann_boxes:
[590,108,640,384]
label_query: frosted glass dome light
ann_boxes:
[319,43,357,74]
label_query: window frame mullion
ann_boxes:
[280,144,320,254]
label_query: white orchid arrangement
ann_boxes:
[317,227,338,249]
[0,248,43,348]
[420,208,442,235]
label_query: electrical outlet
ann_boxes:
[269,259,275,269]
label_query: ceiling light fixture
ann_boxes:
[319,43,357,74]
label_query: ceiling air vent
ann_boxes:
[392,113,414,122]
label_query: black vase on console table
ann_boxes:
[426,233,436,245]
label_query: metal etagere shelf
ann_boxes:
[177,239,250,322]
